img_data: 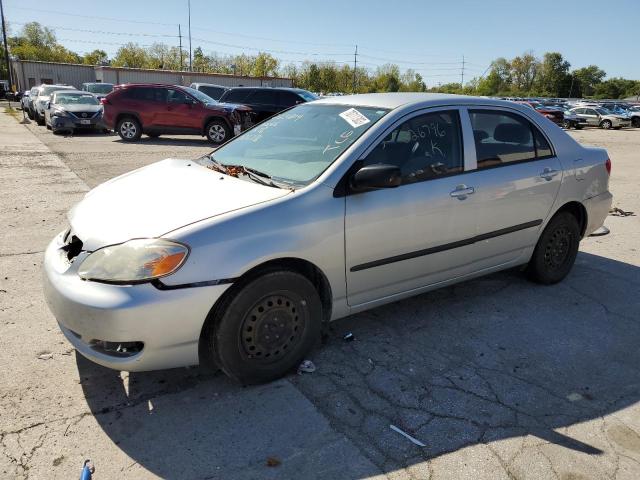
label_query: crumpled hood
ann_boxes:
[57,104,102,113]
[69,158,290,250]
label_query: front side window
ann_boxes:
[470,110,552,169]
[363,110,463,184]
[200,103,388,186]
[167,89,190,103]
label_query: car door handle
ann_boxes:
[540,168,559,181]
[450,185,475,199]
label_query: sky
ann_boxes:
[3,0,639,86]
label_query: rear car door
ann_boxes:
[121,87,167,127]
[462,108,562,265]
[345,108,480,306]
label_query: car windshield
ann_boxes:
[85,84,113,94]
[41,85,72,96]
[54,93,100,105]
[297,90,319,102]
[183,86,216,104]
[198,103,388,186]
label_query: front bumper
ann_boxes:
[50,115,104,131]
[43,230,230,371]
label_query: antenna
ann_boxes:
[353,45,358,93]
[461,55,465,86]
[178,24,183,71]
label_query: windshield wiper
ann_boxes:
[206,156,293,189]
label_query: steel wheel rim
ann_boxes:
[240,294,304,363]
[209,124,226,142]
[543,227,572,270]
[121,121,137,138]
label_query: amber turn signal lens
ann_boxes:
[144,252,187,277]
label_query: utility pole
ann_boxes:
[352,45,358,93]
[187,0,192,72]
[461,55,465,87]
[178,24,183,71]
[0,0,12,90]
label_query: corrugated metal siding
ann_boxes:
[11,60,95,91]
[10,60,293,91]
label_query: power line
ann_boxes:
[4,4,175,26]
[10,21,179,38]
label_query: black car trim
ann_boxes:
[350,219,543,272]
[151,278,237,290]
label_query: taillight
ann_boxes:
[605,158,611,175]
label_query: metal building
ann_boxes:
[9,60,293,91]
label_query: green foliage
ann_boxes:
[82,49,108,65]
[8,22,80,63]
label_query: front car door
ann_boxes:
[583,108,601,126]
[345,108,480,307]
[158,88,201,131]
[463,107,562,265]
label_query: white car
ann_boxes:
[33,84,75,126]
[43,93,613,384]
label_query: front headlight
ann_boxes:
[52,108,69,117]
[78,239,189,284]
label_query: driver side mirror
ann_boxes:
[350,164,401,192]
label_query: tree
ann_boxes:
[111,43,149,68]
[8,22,80,63]
[571,65,606,97]
[82,49,108,65]
[536,52,571,96]
[510,51,538,93]
[251,52,279,77]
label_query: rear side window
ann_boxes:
[124,87,167,102]
[363,110,463,184]
[469,110,552,169]
[247,90,277,105]
[222,89,252,103]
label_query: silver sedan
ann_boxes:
[43,93,613,384]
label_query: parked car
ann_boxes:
[20,90,31,111]
[102,84,254,143]
[218,87,318,122]
[569,107,631,129]
[25,86,42,119]
[43,93,612,384]
[189,82,229,101]
[561,109,585,129]
[81,82,115,99]
[44,90,104,134]
[515,101,564,125]
[33,84,76,125]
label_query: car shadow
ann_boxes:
[77,251,640,478]
[113,136,215,147]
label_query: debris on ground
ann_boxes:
[297,360,316,375]
[80,459,95,480]
[343,332,355,342]
[266,457,281,467]
[590,226,610,237]
[610,207,635,217]
[389,424,427,447]
[37,353,53,360]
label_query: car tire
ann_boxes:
[117,117,142,142]
[36,113,45,126]
[46,122,51,130]
[205,119,231,144]
[575,124,583,130]
[600,119,612,129]
[526,212,580,285]
[632,117,640,128]
[27,108,34,120]
[204,270,323,385]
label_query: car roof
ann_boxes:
[312,92,522,110]
[53,90,91,96]
[83,82,114,86]
[192,83,227,88]
[225,86,309,93]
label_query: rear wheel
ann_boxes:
[205,119,230,144]
[36,112,45,126]
[204,270,322,384]
[117,117,142,142]
[632,117,640,128]
[600,119,612,129]
[526,212,580,285]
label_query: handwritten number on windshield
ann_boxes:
[323,129,354,155]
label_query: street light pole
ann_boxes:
[0,0,13,90]
[188,0,192,72]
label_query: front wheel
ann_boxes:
[600,119,612,129]
[526,212,580,285]
[205,119,231,144]
[117,117,142,142]
[204,271,323,384]
[632,117,640,128]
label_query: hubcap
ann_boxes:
[209,124,226,142]
[121,121,137,138]
[241,294,303,362]
[543,227,572,270]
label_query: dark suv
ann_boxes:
[218,87,317,122]
[102,84,254,143]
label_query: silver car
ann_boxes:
[569,106,631,129]
[44,90,104,134]
[43,94,613,384]
[33,84,76,126]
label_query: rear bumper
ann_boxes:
[43,230,230,371]
[584,191,613,236]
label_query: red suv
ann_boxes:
[102,84,254,143]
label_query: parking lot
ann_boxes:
[1,105,640,479]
